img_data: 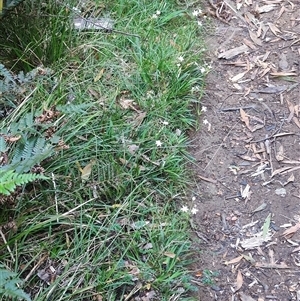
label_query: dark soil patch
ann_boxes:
[189,0,300,300]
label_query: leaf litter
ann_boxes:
[190,0,300,298]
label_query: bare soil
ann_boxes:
[189,0,300,300]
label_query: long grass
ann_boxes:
[0,0,207,300]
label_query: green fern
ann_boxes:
[0,267,31,301]
[0,170,48,196]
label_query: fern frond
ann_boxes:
[0,170,48,196]
[0,267,31,301]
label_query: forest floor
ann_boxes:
[189,0,300,300]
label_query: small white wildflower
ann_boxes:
[191,85,200,92]
[192,196,196,201]
[181,206,189,213]
[177,63,181,67]
[191,207,199,215]
[192,9,202,17]
[152,14,158,19]
[203,119,209,125]
[162,120,169,125]
[197,20,203,27]
[200,67,206,74]
[156,10,161,15]
[178,56,184,62]
[201,106,207,112]
[175,128,182,136]
[156,140,162,147]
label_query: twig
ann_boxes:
[0,228,15,262]
[52,173,59,223]
[24,253,48,282]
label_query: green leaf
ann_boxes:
[262,213,271,239]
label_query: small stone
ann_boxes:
[275,188,286,197]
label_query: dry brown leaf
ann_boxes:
[280,166,300,175]
[240,108,252,131]
[5,135,21,142]
[239,292,256,301]
[218,45,249,59]
[235,270,243,292]
[164,251,176,258]
[285,173,295,184]
[269,248,275,264]
[275,144,284,161]
[281,222,300,237]
[276,5,285,19]
[294,104,299,117]
[254,262,289,269]
[230,71,247,82]
[249,30,262,46]
[268,22,281,36]
[224,255,243,265]
[94,68,105,82]
[119,98,135,110]
[238,154,259,162]
[292,117,300,129]
[270,71,297,77]
[243,38,257,49]
[257,4,277,13]
[271,166,292,177]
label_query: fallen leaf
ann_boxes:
[240,108,252,131]
[262,214,271,239]
[284,173,295,186]
[239,292,256,301]
[249,30,262,46]
[224,255,243,265]
[268,22,281,36]
[270,71,297,77]
[293,117,300,129]
[230,71,248,82]
[218,45,249,59]
[164,251,176,258]
[241,184,251,199]
[275,144,284,161]
[235,270,243,292]
[241,231,272,249]
[257,4,277,13]
[94,68,105,82]
[251,203,267,215]
[281,222,300,237]
[254,262,289,269]
[119,98,135,110]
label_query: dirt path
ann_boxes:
[189,0,300,300]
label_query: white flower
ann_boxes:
[178,56,184,62]
[201,106,207,112]
[162,120,169,125]
[155,140,162,147]
[197,20,203,27]
[192,9,202,17]
[200,67,206,73]
[191,207,199,215]
[180,206,189,213]
[203,119,209,125]
[152,10,161,19]
[192,196,196,201]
